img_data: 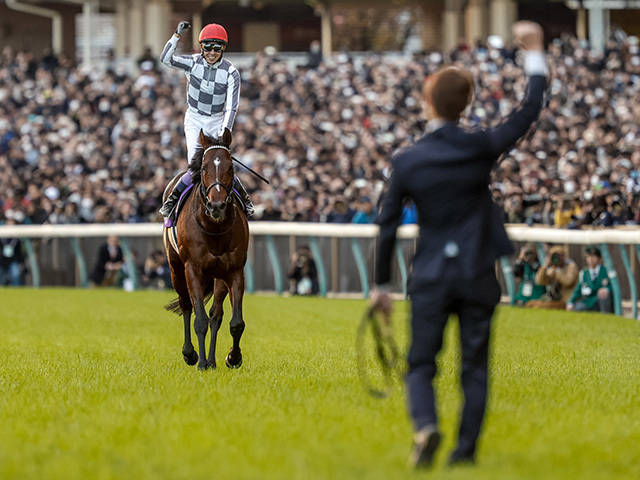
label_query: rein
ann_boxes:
[203,144,270,185]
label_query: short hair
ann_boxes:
[423,66,474,121]
[585,246,602,257]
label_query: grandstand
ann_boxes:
[3,1,640,61]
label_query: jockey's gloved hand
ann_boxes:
[175,21,191,35]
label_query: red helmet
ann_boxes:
[199,24,228,44]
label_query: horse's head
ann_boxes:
[195,128,234,222]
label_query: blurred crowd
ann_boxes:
[1,30,639,227]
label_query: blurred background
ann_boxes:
[1,0,639,309]
[2,1,640,68]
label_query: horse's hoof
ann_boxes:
[198,362,210,371]
[225,354,242,369]
[183,350,198,366]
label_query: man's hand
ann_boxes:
[370,287,392,319]
[175,21,191,36]
[512,21,544,52]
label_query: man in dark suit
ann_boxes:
[90,235,125,287]
[370,21,548,468]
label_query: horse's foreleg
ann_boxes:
[225,272,245,369]
[185,264,210,371]
[170,264,197,366]
[181,302,197,366]
[206,279,229,368]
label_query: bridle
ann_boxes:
[196,144,237,236]
[199,144,234,206]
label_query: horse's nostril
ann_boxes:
[206,201,225,217]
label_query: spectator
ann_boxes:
[505,194,525,223]
[525,245,579,309]
[0,218,26,286]
[566,246,613,313]
[142,249,172,289]
[554,195,582,228]
[40,46,59,72]
[610,201,627,225]
[256,197,283,221]
[326,198,354,223]
[522,196,545,225]
[582,195,609,226]
[307,40,323,69]
[512,243,546,306]
[400,201,418,224]
[288,246,319,295]
[1,29,640,228]
[90,235,125,287]
[351,196,377,224]
[137,46,159,73]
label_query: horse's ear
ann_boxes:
[199,129,209,148]
[222,128,232,148]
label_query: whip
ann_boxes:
[356,306,401,399]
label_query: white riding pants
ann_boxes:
[184,109,225,165]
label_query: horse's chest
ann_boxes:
[204,250,240,274]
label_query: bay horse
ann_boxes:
[162,129,249,370]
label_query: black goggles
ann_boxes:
[201,42,224,53]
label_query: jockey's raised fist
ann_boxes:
[176,21,191,35]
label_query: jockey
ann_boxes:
[159,21,254,219]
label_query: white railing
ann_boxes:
[1,222,639,244]
[0,222,638,318]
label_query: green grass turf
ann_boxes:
[0,289,639,480]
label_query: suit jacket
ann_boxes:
[90,243,124,285]
[375,75,547,288]
[569,265,611,308]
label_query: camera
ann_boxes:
[551,253,561,264]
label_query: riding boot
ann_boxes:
[160,170,193,219]
[233,175,254,217]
